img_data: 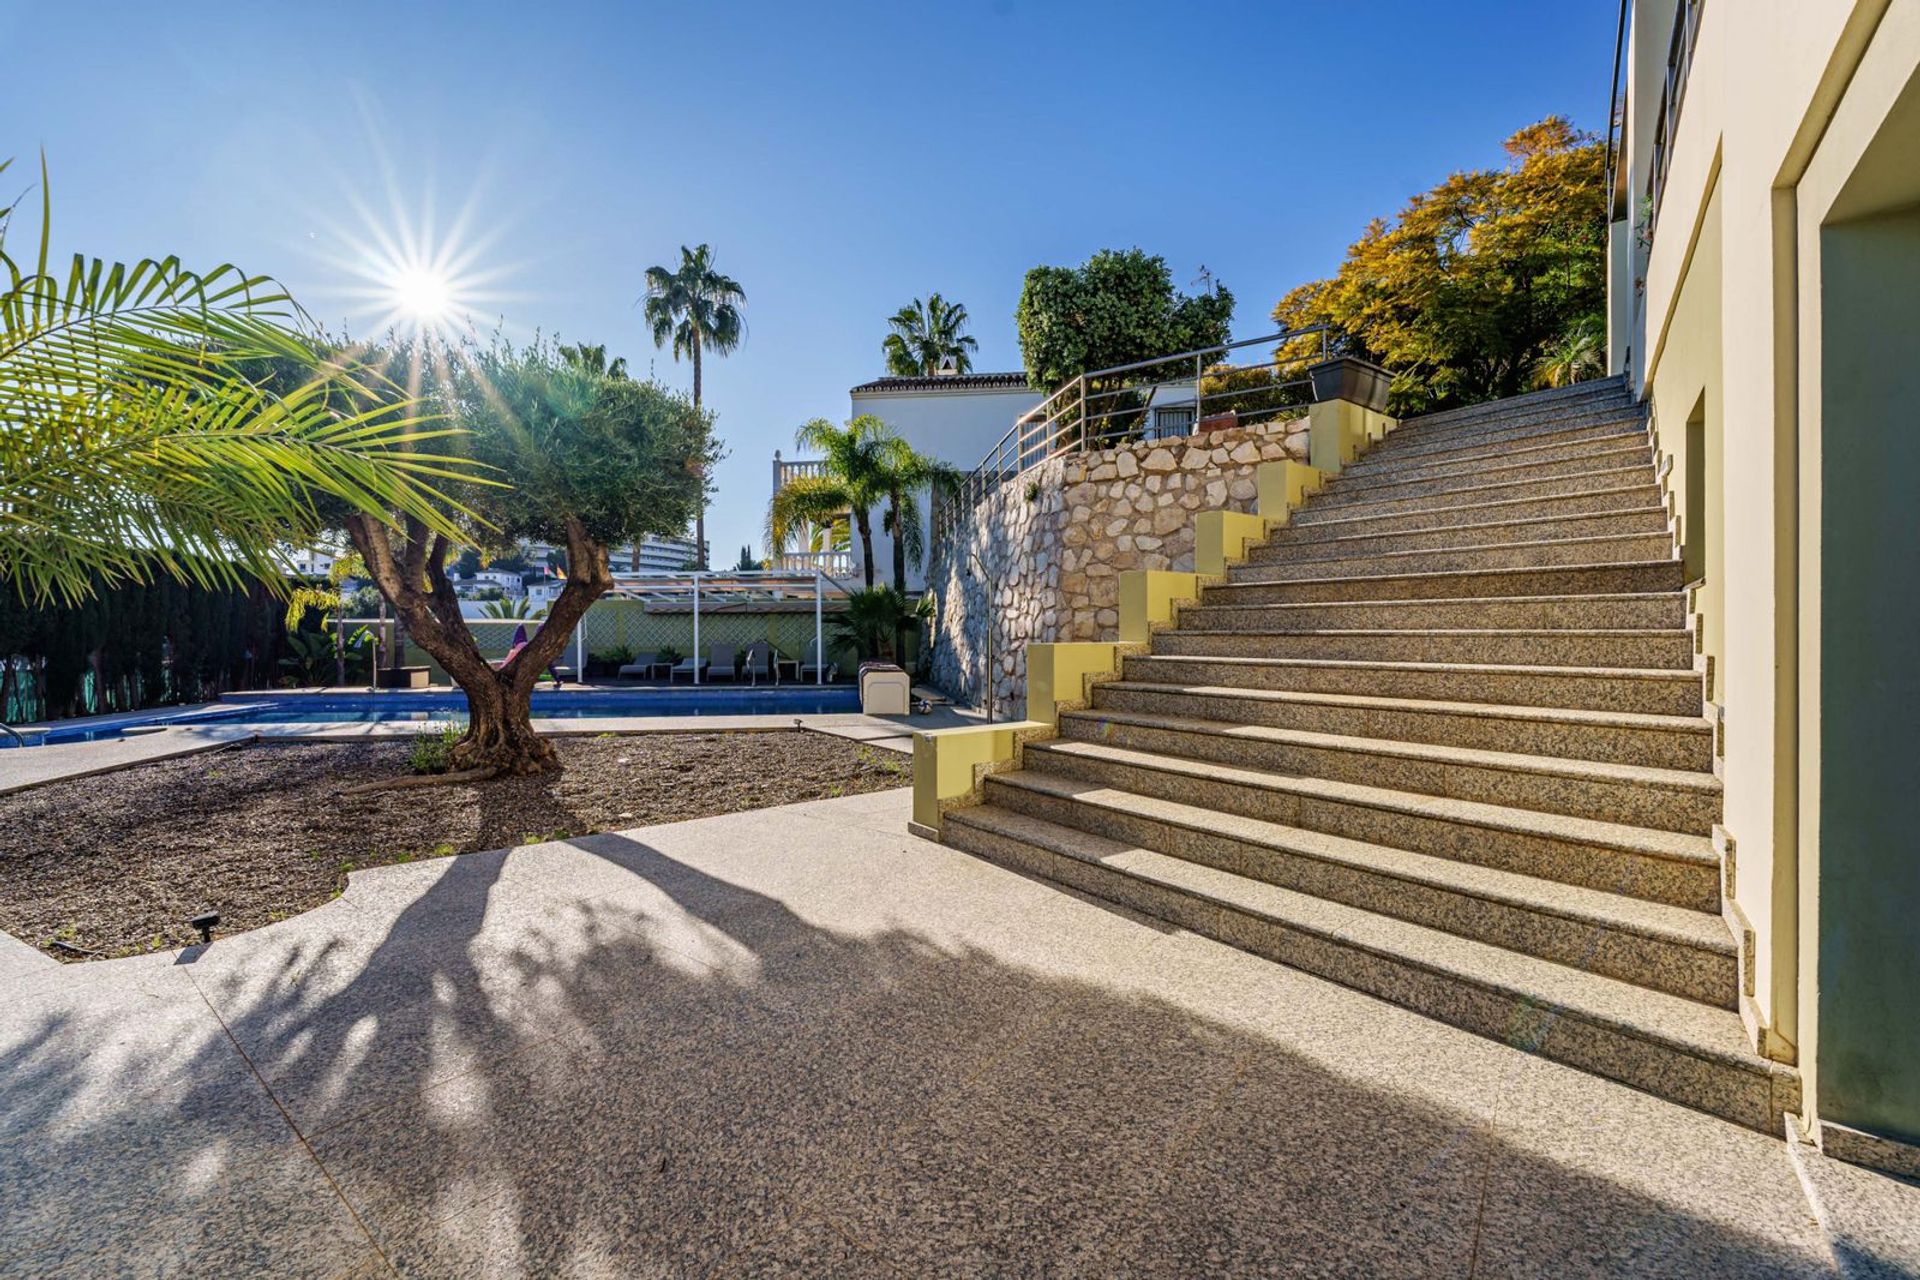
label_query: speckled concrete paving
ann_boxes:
[0,724,259,795]
[1,788,1907,1278]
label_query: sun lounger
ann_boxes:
[617,651,659,679]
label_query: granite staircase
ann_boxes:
[944,376,1800,1131]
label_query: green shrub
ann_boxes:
[408,724,462,775]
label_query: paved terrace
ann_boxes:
[6,785,1918,1277]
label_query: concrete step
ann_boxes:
[1294,463,1660,524]
[942,804,1795,1132]
[1255,507,1671,561]
[1359,410,1643,466]
[1151,626,1697,671]
[1055,707,1722,832]
[1317,442,1654,506]
[1229,533,1678,583]
[1396,378,1632,432]
[983,768,1736,1005]
[1179,592,1690,634]
[1372,403,1648,461]
[1340,423,1651,485]
[1208,559,1689,605]
[1287,482,1665,536]
[1392,381,1637,438]
[1092,681,1714,771]
[1022,737,1721,910]
[1121,653,1705,717]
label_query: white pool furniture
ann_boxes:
[858,662,910,716]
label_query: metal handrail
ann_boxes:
[1603,0,1630,221]
[937,324,1330,536]
[1644,0,1704,235]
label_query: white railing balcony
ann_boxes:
[767,549,855,576]
[772,453,831,492]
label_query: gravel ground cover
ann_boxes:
[0,731,908,960]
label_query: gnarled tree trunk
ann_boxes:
[344,512,614,777]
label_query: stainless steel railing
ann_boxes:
[935,325,1330,537]
[1644,0,1704,235]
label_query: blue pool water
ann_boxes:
[4,686,863,746]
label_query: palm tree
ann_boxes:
[0,156,475,606]
[804,515,851,556]
[1533,316,1605,389]
[875,445,958,598]
[872,442,958,660]
[642,244,745,569]
[833,586,909,662]
[766,415,892,589]
[558,341,628,380]
[883,293,978,377]
[767,414,955,657]
[479,595,545,620]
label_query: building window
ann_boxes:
[1149,406,1196,441]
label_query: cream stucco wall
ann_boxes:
[1614,0,1920,1149]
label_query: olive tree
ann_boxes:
[342,339,715,777]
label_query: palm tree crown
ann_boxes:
[882,293,978,377]
[641,243,745,569]
[558,341,628,380]
[641,244,745,394]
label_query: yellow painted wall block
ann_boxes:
[1307,400,1395,474]
[909,719,1047,836]
[1195,510,1269,577]
[1118,570,1200,643]
[1025,641,1122,726]
[1255,459,1326,525]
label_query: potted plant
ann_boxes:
[586,644,635,677]
[1307,356,1393,412]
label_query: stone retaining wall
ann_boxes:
[927,415,1310,715]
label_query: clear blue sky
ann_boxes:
[1,0,1617,564]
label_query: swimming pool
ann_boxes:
[4,686,865,746]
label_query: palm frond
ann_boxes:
[0,155,487,603]
[642,244,746,365]
[766,473,853,553]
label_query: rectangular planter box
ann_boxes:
[1309,356,1393,412]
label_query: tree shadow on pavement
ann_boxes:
[0,822,1845,1278]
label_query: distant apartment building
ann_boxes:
[520,534,700,577]
[611,535,701,575]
